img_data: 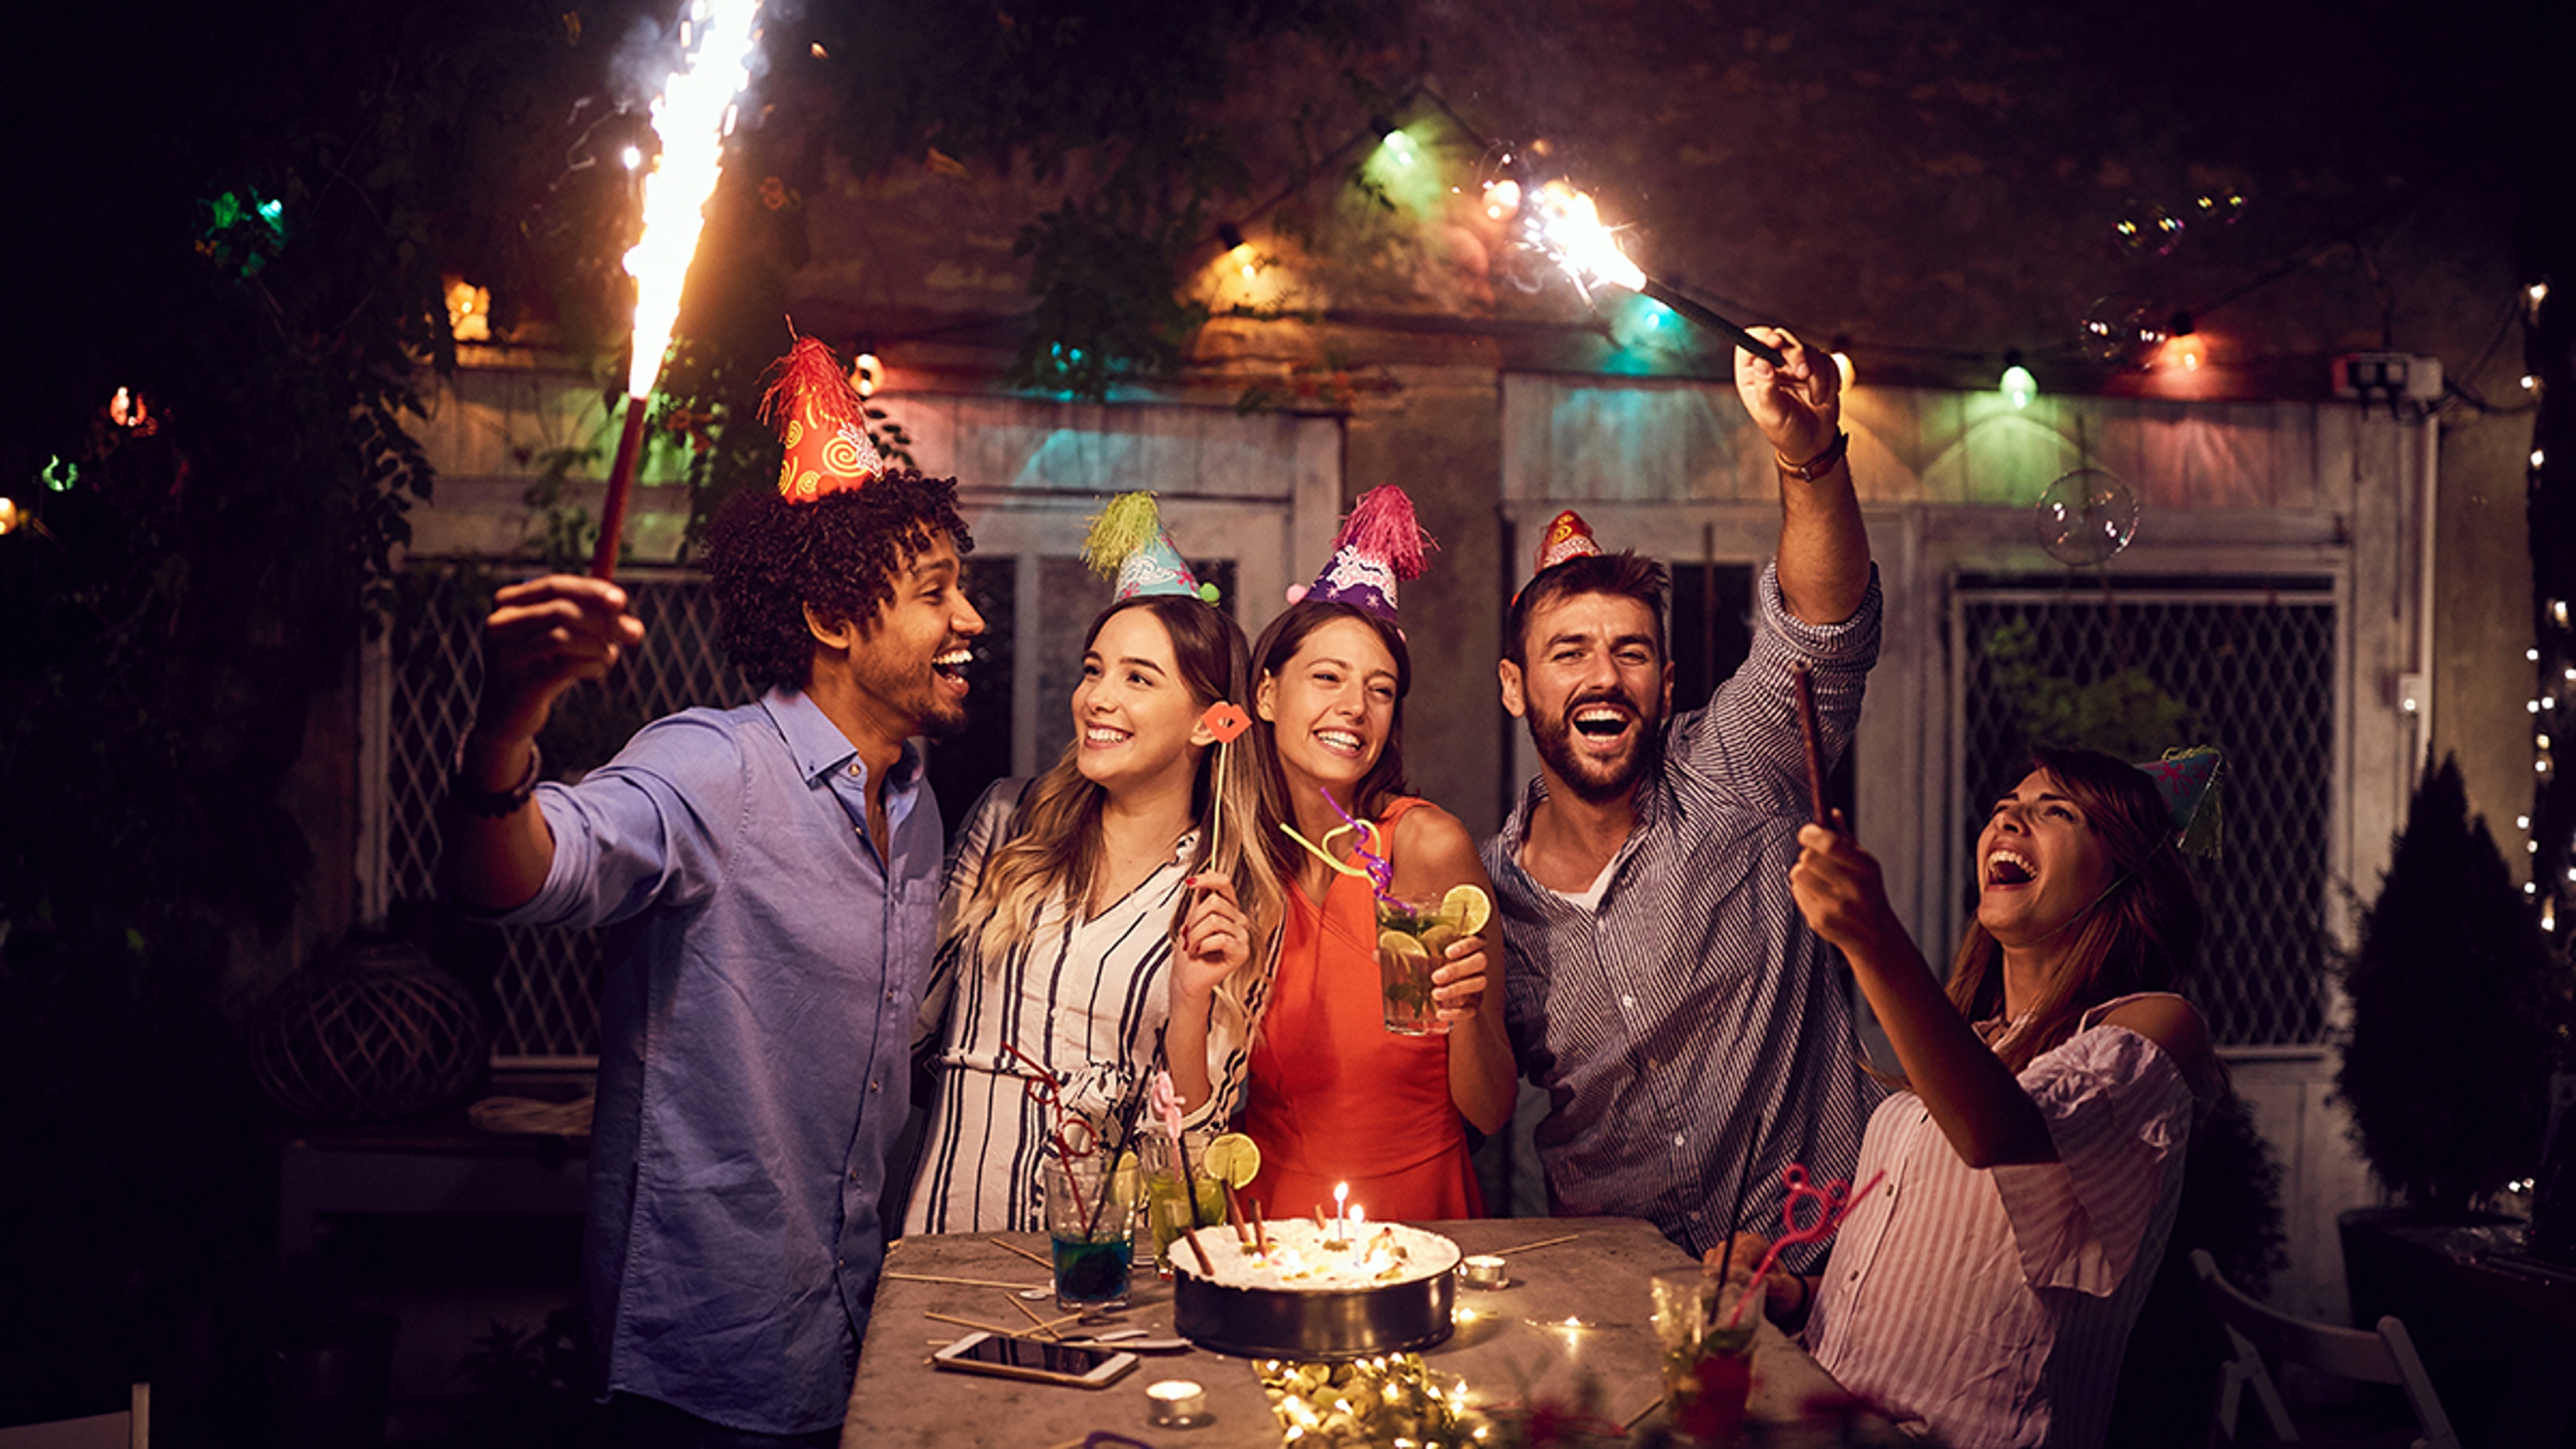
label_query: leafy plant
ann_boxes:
[1978,617,2201,762]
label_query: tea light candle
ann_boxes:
[1460,1254,1507,1289]
[1145,1378,1206,1427]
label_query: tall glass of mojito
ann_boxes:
[1375,884,1489,1036]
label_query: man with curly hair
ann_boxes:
[442,441,983,1445]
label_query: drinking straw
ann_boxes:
[1085,1091,1146,1238]
[1488,1232,1583,1255]
[1008,1293,1067,1340]
[1714,1112,1766,1291]
[1178,1226,1215,1275]
[885,1273,1044,1291]
[991,1240,1052,1270]
[1722,1164,1886,1330]
[1148,1070,1203,1228]
[1790,660,1835,833]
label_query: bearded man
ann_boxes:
[1481,328,1883,1273]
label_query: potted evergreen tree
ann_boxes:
[2333,755,2565,1445]
[2335,754,2555,1218]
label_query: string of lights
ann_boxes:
[2526,273,2574,941]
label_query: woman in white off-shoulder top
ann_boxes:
[1713,746,2221,1449]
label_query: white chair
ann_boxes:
[2191,1249,2459,1449]
[0,1385,147,1449]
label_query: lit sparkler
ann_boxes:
[1523,180,1785,366]
[591,0,767,580]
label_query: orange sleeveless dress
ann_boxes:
[1242,797,1485,1222]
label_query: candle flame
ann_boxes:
[1526,180,1646,297]
[623,0,765,400]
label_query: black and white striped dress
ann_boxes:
[902,780,1251,1233]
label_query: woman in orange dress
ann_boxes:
[1238,488,1515,1222]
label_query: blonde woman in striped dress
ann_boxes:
[1713,747,2222,1449]
[904,507,1283,1234]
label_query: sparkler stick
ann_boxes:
[1790,661,1835,834]
[589,0,767,580]
[1524,180,1786,366]
[1635,276,1786,367]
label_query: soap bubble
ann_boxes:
[2037,469,2139,566]
[2080,297,2171,370]
[2112,200,2184,256]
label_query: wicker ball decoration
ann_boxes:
[252,943,490,1122]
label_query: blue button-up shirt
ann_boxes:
[493,688,938,1434]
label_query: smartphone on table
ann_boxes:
[929,1331,1140,1389]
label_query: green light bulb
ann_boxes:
[2001,364,2037,409]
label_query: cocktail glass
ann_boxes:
[1141,1128,1226,1279]
[1045,1156,1133,1311]
[1374,896,1454,1036]
[1650,1266,1756,1446]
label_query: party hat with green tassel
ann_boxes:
[2135,746,2223,857]
[1083,492,1218,604]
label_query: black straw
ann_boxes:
[1714,1111,1766,1293]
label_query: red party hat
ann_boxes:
[760,336,885,502]
[1532,509,1603,576]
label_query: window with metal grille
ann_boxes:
[387,567,752,1064]
[1952,574,2337,1048]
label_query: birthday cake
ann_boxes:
[1172,1219,1461,1360]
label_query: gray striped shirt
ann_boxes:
[1483,564,1884,1269]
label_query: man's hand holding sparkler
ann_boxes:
[1734,327,1869,625]
[441,575,645,913]
[1733,326,1840,470]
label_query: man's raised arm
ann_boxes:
[1735,328,1869,625]
[438,574,645,913]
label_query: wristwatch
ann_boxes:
[451,739,541,818]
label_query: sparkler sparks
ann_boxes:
[592,0,766,580]
[623,0,765,401]
[1519,178,1784,365]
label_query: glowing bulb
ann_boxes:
[2001,362,2037,409]
[2533,648,2545,660]
[2537,450,2550,468]
[1832,350,1856,390]
[2524,375,2539,390]
[2532,282,2551,306]
[849,352,881,398]
[1482,178,1521,221]
[0,497,19,536]
[623,145,643,170]
[2518,814,2532,829]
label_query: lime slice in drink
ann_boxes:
[1203,1132,1263,1188]
[1440,884,1492,936]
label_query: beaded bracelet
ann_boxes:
[451,740,541,818]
